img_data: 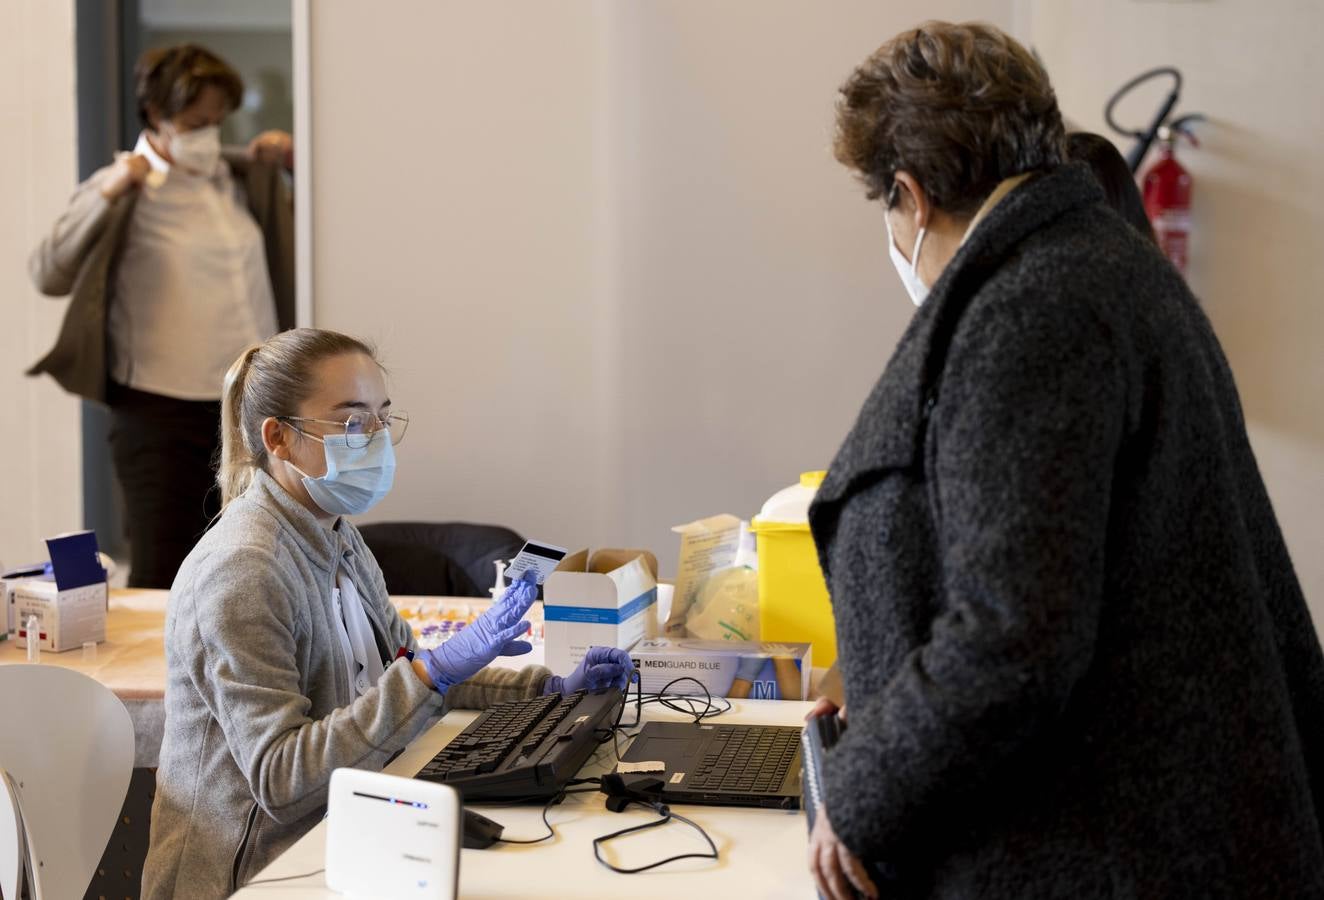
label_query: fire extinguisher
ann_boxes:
[1141,115,1201,276]
[1104,67,1205,276]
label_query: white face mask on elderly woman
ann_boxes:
[885,208,929,307]
[165,123,222,175]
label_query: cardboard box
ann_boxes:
[630,637,812,701]
[544,549,658,675]
[14,531,108,653]
[14,580,107,653]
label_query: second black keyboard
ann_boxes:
[415,688,625,802]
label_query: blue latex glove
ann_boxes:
[543,645,635,695]
[419,570,538,692]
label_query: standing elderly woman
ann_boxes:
[28,44,295,589]
[807,22,1324,899]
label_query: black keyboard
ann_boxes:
[415,688,624,801]
[687,725,802,793]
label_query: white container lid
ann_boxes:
[754,471,826,525]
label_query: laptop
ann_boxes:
[614,720,803,809]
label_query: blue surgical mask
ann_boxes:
[290,434,396,517]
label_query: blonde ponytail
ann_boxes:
[218,343,263,507]
[215,329,379,511]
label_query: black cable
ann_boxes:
[1105,65,1182,139]
[1102,65,1184,173]
[244,867,326,886]
[593,672,645,762]
[592,799,719,874]
[495,786,601,845]
[620,669,644,728]
[591,675,734,766]
[652,676,732,722]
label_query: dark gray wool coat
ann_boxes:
[808,162,1324,898]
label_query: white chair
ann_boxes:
[0,665,134,900]
[1,766,28,900]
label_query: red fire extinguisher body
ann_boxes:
[1142,145,1193,275]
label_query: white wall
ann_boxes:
[1028,0,1324,622]
[311,0,1013,573]
[309,1,613,555]
[603,1,1013,563]
[0,0,82,568]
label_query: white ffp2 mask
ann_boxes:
[885,211,929,306]
[167,124,221,175]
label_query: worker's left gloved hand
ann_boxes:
[544,646,634,695]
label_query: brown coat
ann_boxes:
[26,152,296,403]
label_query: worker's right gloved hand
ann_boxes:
[418,570,538,692]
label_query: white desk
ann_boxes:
[234,698,816,899]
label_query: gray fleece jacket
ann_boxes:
[141,470,550,899]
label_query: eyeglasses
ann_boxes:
[278,411,410,449]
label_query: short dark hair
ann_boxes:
[135,44,243,130]
[834,21,1067,216]
[1067,132,1157,243]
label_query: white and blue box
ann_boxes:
[543,549,659,676]
[630,637,812,700]
[14,531,107,653]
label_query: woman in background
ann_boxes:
[1067,130,1157,242]
[142,329,632,898]
[28,44,295,588]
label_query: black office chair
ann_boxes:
[356,522,524,597]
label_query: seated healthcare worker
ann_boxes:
[141,327,633,899]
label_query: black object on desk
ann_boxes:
[616,721,803,809]
[417,688,625,801]
[461,808,505,849]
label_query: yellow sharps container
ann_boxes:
[751,471,836,666]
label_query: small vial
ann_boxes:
[25,615,41,663]
[82,641,98,663]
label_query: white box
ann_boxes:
[544,548,658,676]
[14,579,107,653]
[630,637,812,700]
[326,768,459,900]
[4,574,48,642]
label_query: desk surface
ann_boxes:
[0,590,509,702]
[234,698,815,899]
[0,589,169,700]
